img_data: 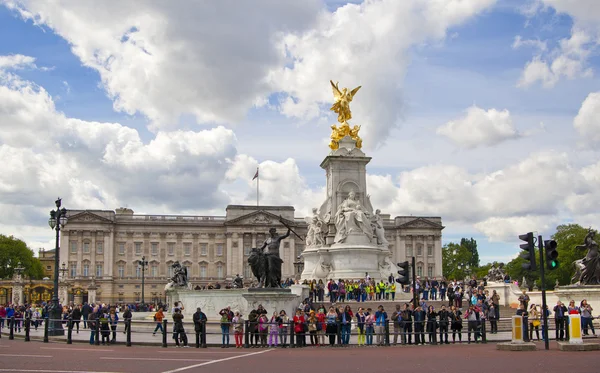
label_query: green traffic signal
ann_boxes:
[519,232,536,271]
[544,240,559,271]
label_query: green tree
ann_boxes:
[504,224,593,289]
[460,237,479,268]
[0,234,44,280]
[442,242,474,280]
[474,263,492,279]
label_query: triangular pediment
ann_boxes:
[398,217,444,230]
[225,210,296,227]
[67,211,114,224]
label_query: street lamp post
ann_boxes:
[138,256,148,307]
[48,198,68,336]
[59,262,68,279]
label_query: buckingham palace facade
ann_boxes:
[57,205,443,304]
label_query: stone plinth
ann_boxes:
[243,289,301,317]
[557,342,600,351]
[496,342,537,351]
[554,285,600,306]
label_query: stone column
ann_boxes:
[237,233,244,277]
[59,280,69,306]
[225,232,233,280]
[76,231,83,277]
[434,234,443,277]
[12,274,24,306]
[90,231,96,276]
[105,230,114,278]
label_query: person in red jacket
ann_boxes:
[293,309,306,347]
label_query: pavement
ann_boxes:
[0,338,598,373]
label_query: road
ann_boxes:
[0,339,598,373]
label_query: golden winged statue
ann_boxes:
[330,80,361,123]
[329,80,363,150]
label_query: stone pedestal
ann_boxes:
[557,342,600,351]
[12,283,23,306]
[87,287,97,305]
[243,289,301,318]
[497,342,537,351]
[554,285,600,307]
[58,283,68,306]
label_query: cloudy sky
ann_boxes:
[1,0,599,264]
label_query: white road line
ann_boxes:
[0,368,124,373]
[41,347,114,352]
[0,354,52,358]
[161,349,272,373]
[101,357,212,362]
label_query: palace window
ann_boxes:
[200,265,207,279]
[184,243,191,256]
[244,247,251,256]
[118,243,125,255]
[417,244,423,256]
[167,242,175,255]
[70,263,77,277]
[217,264,223,279]
[96,242,103,254]
[428,266,433,278]
[151,242,158,256]
[136,266,141,278]
[427,245,433,256]
[83,242,90,253]
[216,244,223,256]
[135,242,142,255]
[96,264,103,277]
[200,243,207,256]
[244,265,251,278]
[151,265,158,277]
[167,265,174,278]
[118,265,125,279]
[83,264,89,277]
[118,293,124,302]
[417,265,423,277]
[406,245,413,257]
[70,241,77,253]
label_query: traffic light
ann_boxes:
[519,232,536,271]
[544,240,559,270]
[396,261,410,285]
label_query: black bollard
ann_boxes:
[126,320,131,347]
[162,319,167,348]
[243,320,249,349]
[385,320,390,346]
[9,316,14,340]
[289,321,295,348]
[43,317,49,343]
[201,321,207,348]
[67,318,73,344]
[481,319,487,343]
[523,316,529,342]
[95,319,100,346]
[565,316,570,341]
[337,321,342,345]
[24,317,30,342]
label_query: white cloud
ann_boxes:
[3,0,322,129]
[437,106,520,148]
[474,215,561,242]
[0,54,36,69]
[512,35,547,51]
[517,0,599,88]
[573,91,600,146]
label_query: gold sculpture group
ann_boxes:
[329,80,363,150]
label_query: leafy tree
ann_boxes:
[504,224,593,289]
[442,242,474,280]
[475,263,492,279]
[460,237,479,268]
[0,234,45,280]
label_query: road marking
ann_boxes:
[41,347,114,352]
[0,368,123,373]
[101,357,212,362]
[0,354,52,358]
[161,350,271,373]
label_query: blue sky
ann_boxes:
[1,0,599,264]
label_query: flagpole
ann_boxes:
[256,167,259,207]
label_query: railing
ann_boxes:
[118,215,226,222]
[1,315,595,347]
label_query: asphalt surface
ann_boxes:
[0,338,599,373]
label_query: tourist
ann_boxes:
[193,307,207,347]
[152,307,164,336]
[553,301,567,341]
[413,305,426,345]
[219,307,232,348]
[487,303,497,334]
[293,309,306,347]
[278,310,289,347]
[99,308,111,345]
[326,306,338,346]
[233,311,244,348]
[71,304,82,333]
[401,303,413,345]
[374,305,387,346]
[391,304,402,345]
[438,305,450,344]
[528,304,540,341]
[248,309,259,347]
[88,306,98,345]
[172,308,188,347]
[450,305,462,344]
[258,311,269,347]
[122,306,132,336]
[518,290,530,309]
[426,305,437,344]
[356,307,366,346]
[580,300,595,336]
[307,310,318,346]
[109,307,119,343]
[268,311,280,348]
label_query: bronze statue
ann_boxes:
[249,228,290,288]
[572,228,600,285]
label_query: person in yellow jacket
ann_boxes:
[375,283,381,300]
[390,283,397,301]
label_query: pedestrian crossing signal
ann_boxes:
[544,240,559,270]
[396,261,410,285]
